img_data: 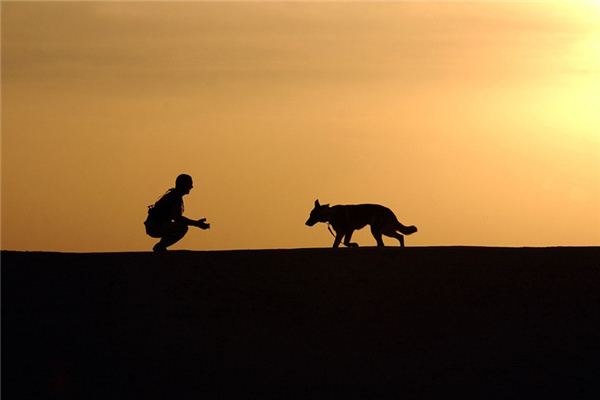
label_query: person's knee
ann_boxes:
[175,222,188,238]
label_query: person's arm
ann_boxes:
[178,215,210,229]
[178,216,197,226]
[169,193,210,229]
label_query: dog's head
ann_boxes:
[305,199,330,226]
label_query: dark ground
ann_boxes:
[2,247,600,398]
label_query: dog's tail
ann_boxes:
[397,222,417,235]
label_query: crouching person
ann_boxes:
[145,173,210,252]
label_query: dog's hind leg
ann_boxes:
[370,226,385,247]
[395,233,405,247]
[382,227,405,247]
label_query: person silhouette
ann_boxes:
[144,174,210,252]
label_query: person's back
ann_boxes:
[145,189,183,234]
[144,174,210,252]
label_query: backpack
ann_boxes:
[144,191,172,237]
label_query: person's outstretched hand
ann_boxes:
[197,218,210,230]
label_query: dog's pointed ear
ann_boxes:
[315,199,320,207]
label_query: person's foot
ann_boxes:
[153,243,167,253]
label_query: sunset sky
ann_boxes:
[2,1,599,252]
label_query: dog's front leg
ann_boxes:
[343,230,359,247]
[333,231,343,248]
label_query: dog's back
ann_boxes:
[329,204,396,230]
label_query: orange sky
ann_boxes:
[2,1,599,251]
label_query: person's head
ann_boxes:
[175,174,193,195]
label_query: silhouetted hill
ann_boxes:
[3,247,600,398]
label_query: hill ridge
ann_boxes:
[3,247,600,397]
